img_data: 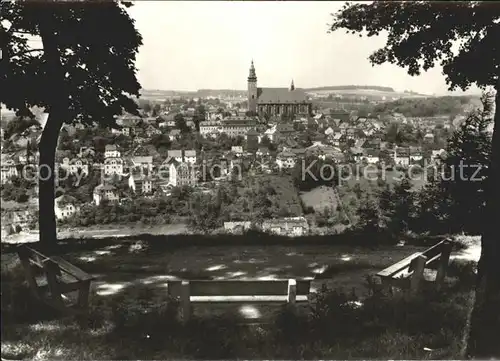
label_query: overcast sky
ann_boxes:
[127,1,483,96]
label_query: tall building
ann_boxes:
[247,60,313,117]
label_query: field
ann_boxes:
[300,186,337,213]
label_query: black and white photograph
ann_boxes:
[1,0,499,359]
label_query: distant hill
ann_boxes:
[139,86,407,101]
[305,85,396,93]
[139,86,476,101]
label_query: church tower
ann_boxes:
[247,60,258,113]
[290,79,295,91]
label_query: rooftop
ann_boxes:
[257,87,309,104]
[132,156,153,164]
[94,184,116,192]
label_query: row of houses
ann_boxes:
[223,216,309,237]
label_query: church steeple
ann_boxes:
[248,60,257,82]
[290,79,295,91]
[248,60,258,113]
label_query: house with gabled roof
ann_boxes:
[54,195,79,220]
[128,171,154,194]
[145,125,161,137]
[276,150,297,169]
[1,154,18,184]
[167,159,197,187]
[362,148,380,164]
[93,184,119,206]
[168,129,181,141]
[104,144,121,158]
[131,156,154,173]
[261,216,309,237]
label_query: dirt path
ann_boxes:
[1,224,189,244]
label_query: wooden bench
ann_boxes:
[376,239,453,293]
[167,278,312,322]
[16,245,95,315]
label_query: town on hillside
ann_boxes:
[2,1,497,360]
[0,61,484,238]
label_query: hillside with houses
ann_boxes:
[1,93,483,239]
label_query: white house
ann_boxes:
[168,161,197,187]
[264,125,279,143]
[167,129,181,141]
[199,120,221,138]
[166,149,196,164]
[409,148,423,162]
[130,156,154,173]
[330,133,343,147]
[104,157,124,176]
[424,133,435,142]
[93,184,119,206]
[224,221,252,234]
[1,155,18,184]
[69,157,89,176]
[363,149,380,164]
[276,151,297,169]
[128,173,153,194]
[167,149,183,164]
[261,217,309,237]
[104,144,121,158]
[393,148,410,167]
[184,150,197,164]
[231,146,244,156]
[54,195,79,220]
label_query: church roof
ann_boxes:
[257,87,309,104]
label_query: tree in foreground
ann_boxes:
[330,2,499,357]
[1,1,142,249]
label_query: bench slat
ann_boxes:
[420,240,447,260]
[376,252,421,277]
[50,256,94,281]
[38,280,86,294]
[408,253,442,272]
[169,280,311,297]
[190,295,309,303]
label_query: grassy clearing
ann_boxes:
[300,185,338,213]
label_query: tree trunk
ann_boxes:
[467,86,500,358]
[37,10,68,252]
[38,112,63,250]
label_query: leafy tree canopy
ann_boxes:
[1,1,142,127]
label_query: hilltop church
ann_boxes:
[247,60,312,117]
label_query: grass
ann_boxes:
[300,185,338,213]
[1,234,474,359]
[51,236,429,298]
[1,260,475,360]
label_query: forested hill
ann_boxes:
[305,85,395,92]
[372,95,480,117]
